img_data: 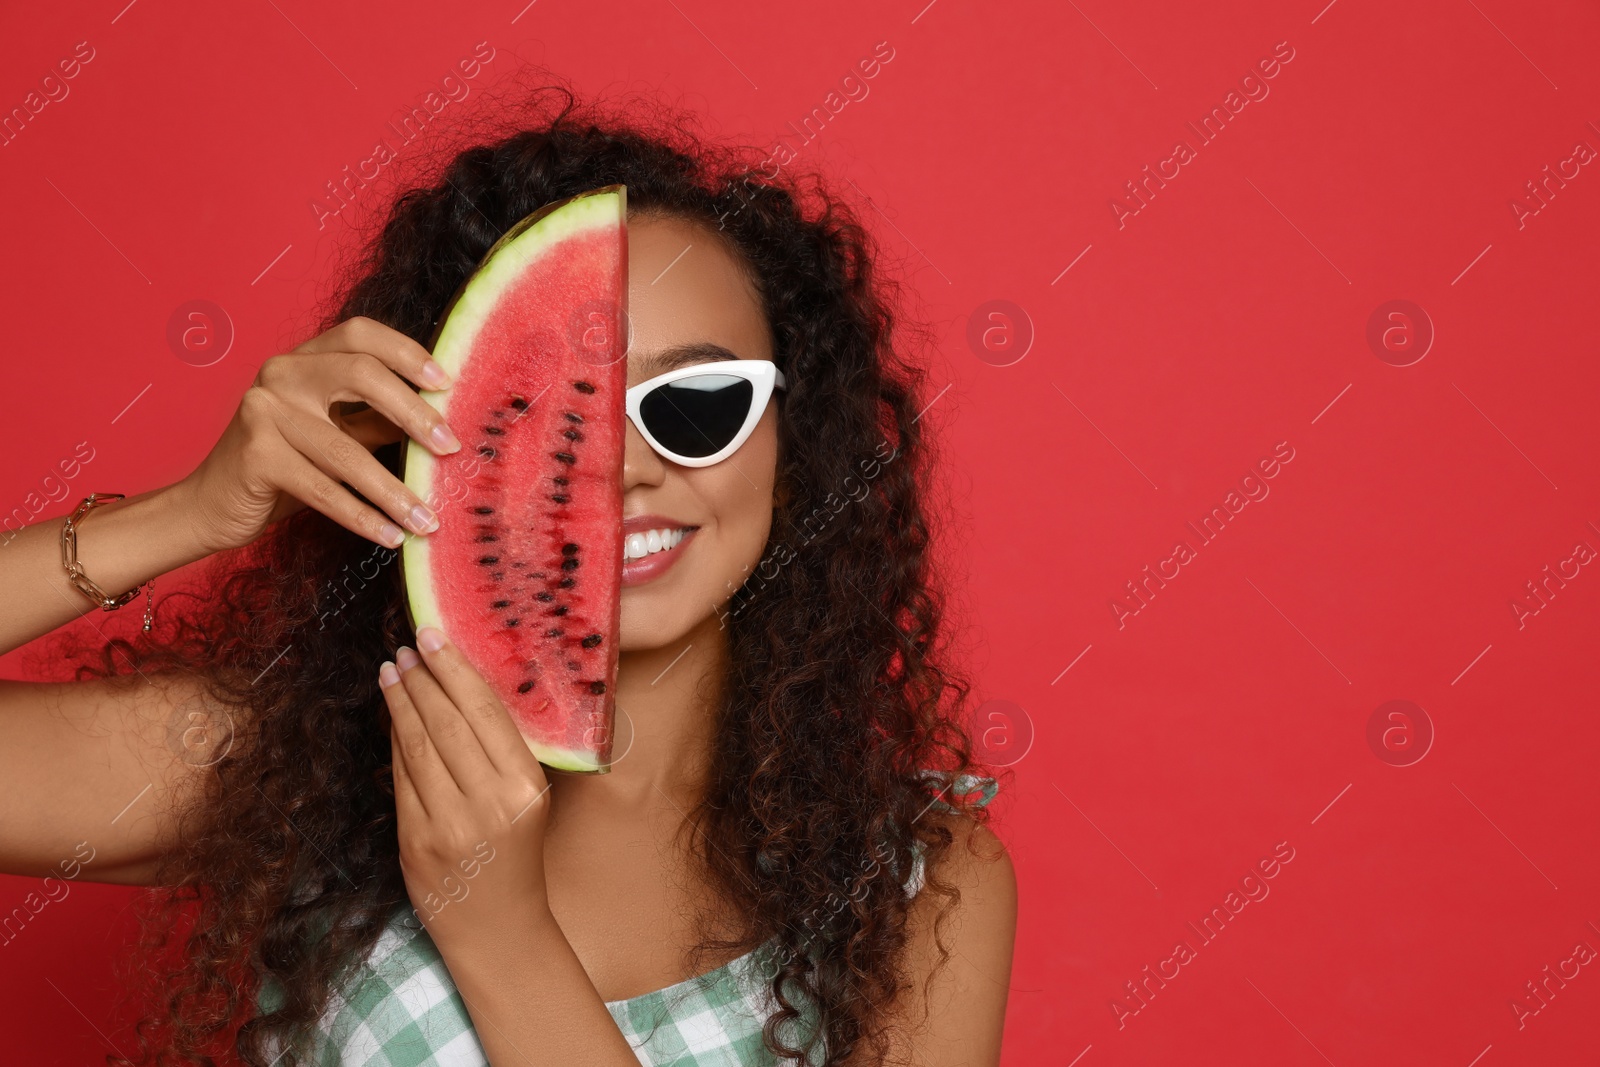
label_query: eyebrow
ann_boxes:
[639,342,742,373]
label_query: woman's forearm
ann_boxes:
[0,480,212,656]
[435,906,642,1067]
[0,478,229,884]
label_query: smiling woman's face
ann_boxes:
[617,213,780,651]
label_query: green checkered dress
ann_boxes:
[258,772,997,1066]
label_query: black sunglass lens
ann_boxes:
[639,375,754,458]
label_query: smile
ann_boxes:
[623,526,693,562]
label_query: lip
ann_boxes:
[620,516,699,587]
[622,513,695,535]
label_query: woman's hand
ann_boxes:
[179,316,464,555]
[377,627,642,1067]
[379,625,554,947]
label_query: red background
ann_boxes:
[4,0,1599,1063]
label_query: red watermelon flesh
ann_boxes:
[401,185,627,773]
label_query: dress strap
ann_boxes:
[897,772,1000,900]
[752,771,992,883]
[916,768,999,813]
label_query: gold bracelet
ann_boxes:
[60,493,155,633]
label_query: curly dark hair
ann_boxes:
[67,73,1004,1067]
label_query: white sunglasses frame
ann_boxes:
[624,359,788,468]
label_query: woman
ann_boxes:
[0,84,1015,1066]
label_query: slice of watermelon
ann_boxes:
[400,184,627,774]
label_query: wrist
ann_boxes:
[163,474,229,557]
[427,898,564,973]
[135,480,224,568]
[63,485,212,603]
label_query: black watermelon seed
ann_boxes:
[510,397,529,411]
[558,577,575,588]
[564,429,583,442]
[477,556,500,565]
[573,381,595,394]
[484,426,505,435]
[473,506,494,515]
[561,558,580,571]
[492,599,511,609]
[506,618,521,627]
[554,451,577,465]
[476,534,498,542]
[564,412,583,423]
[551,494,569,504]
[478,446,497,459]
[582,634,603,649]
[553,476,569,486]
[517,680,534,693]
[545,628,564,638]
[589,681,607,694]
[536,591,554,602]
[561,543,579,555]
[551,605,569,616]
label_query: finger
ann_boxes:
[395,645,497,792]
[249,387,424,545]
[390,719,430,824]
[287,412,439,537]
[315,350,462,458]
[262,348,457,460]
[272,444,408,549]
[381,656,459,809]
[332,402,406,451]
[414,626,542,779]
[293,315,453,392]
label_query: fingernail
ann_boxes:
[407,503,439,533]
[417,626,446,654]
[379,661,401,687]
[395,646,420,671]
[421,359,451,389]
[379,522,406,547]
[430,423,461,454]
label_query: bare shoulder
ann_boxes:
[858,813,1016,1067]
[911,813,1018,966]
[922,814,1017,905]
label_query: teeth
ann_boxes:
[624,527,688,562]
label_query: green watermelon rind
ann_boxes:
[400,184,625,775]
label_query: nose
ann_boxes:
[622,412,665,490]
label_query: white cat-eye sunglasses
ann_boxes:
[625,359,787,467]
